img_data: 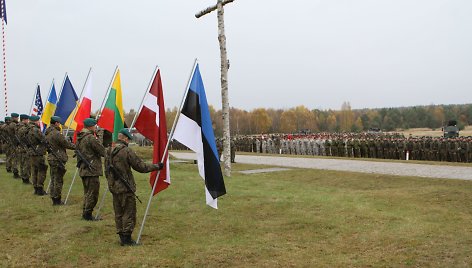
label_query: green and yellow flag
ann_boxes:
[97,69,124,141]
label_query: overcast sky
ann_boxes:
[3,0,472,115]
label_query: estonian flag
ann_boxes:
[172,63,226,209]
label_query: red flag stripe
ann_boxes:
[134,70,169,195]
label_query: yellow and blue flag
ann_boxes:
[41,81,58,126]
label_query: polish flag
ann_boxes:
[73,72,93,142]
[134,69,170,195]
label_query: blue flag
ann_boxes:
[54,75,78,125]
[172,63,226,209]
[0,0,7,24]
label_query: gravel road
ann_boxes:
[170,152,472,181]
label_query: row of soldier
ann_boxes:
[0,114,163,246]
[232,133,472,163]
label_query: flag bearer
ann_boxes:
[104,129,163,246]
[45,116,76,205]
[28,115,48,195]
[6,113,20,178]
[17,114,31,184]
[76,118,106,221]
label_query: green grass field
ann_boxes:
[1,150,472,267]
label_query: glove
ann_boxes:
[153,162,164,170]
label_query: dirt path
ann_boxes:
[170,152,472,180]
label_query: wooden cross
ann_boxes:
[196,0,235,177]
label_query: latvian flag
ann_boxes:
[172,63,226,209]
[134,69,170,195]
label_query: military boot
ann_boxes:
[33,187,39,195]
[82,212,94,221]
[119,234,126,246]
[13,172,20,179]
[52,198,61,206]
[123,234,137,246]
[37,187,47,196]
[22,178,30,184]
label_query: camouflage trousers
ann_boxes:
[4,146,12,171]
[31,155,48,188]
[6,147,19,174]
[49,161,66,200]
[81,176,100,214]
[20,152,31,181]
[112,192,137,235]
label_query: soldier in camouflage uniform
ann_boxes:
[76,118,106,221]
[104,129,163,246]
[330,139,337,156]
[6,113,20,178]
[45,116,76,205]
[262,138,267,154]
[28,115,48,195]
[1,117,12,172]
[447,138,458,162]
[467,137,472,163]
[458,137,468,163]
[338,138,345,157]
[346,139,354,158]
[0,121,5,155]
[216,138,223,160]
[17,114,32,184]
[397,139,405,160]
[353,139,361,158]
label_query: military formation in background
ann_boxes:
[231,132,472,163]
[0,113,163,246]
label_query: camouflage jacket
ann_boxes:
[45,125,76,163]
[27,123,47,156]
[5,121,18,146]
[76,128,105,177]
[104,140,156,194]
[17,122,30,153]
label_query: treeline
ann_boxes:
[123,103,472,136]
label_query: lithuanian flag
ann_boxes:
[97,69,124,141]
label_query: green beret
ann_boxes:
[5,116,11,121]
[83,118,97,127]
[51,116,62,124]
[29,115,40,122]
[11,113,19,118]
[119,128,133,140]
[20,114,29,120]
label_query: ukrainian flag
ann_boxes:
[41,81,58,126]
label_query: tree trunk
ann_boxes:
[217,0,231,177]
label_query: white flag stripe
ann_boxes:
[205,187,218,209]
[83,72,93,99]
[143,93,158,113]
[173,113,218,208]
[142,92,160,127]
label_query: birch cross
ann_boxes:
[196,0,235,177]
